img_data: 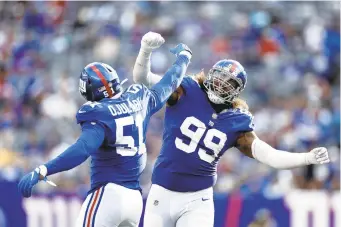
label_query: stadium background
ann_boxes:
[0,1,339,227]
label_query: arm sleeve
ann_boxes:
[147,55,190,114]
[45,122,105,176]
[133,49,162,87]
[251,138,311,169]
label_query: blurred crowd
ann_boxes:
[0,1,339,198]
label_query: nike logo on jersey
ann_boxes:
[78,110,86,113]
[202,198,210,201]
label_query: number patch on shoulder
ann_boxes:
[127,84,143,94]
[175,117,227,163]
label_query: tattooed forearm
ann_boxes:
[235,131,258,158]
[167,86,184,106]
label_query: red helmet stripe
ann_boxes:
[230,63,237,73]
[90,65,113,98]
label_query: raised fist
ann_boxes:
[141,31,165,52]
[306,147,330,165]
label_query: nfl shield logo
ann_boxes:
[154,200,159,206]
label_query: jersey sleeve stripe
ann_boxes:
[91,65,114,98]
[91,186,106,227]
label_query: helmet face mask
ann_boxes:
[204,68,243,104]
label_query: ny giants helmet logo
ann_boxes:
[213,63,241,77]
[79,79,87,93]
[226,64,241,77]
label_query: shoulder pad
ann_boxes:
[234,108,253,118]
[124,83,151,101]
[76,101,106,124]
[181,75,200,91]
[126,84,147,94]
[228,108,255,132]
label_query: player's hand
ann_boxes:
[141,31,165,53]
[18,165,56,198]
[306,147,330,165]
[170,43,192,60]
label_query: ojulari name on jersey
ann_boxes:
[108,98,143,116]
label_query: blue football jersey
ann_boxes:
[152,76,255,192]
[76,84,160,192]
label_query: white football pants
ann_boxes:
[144,184,214,227]
[75,183,143,227]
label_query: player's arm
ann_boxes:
[166,86,184,106]
[147,44,192,113]
[133,31,164,87]
[235,131,330,169]
[18,122,105,198]
[133,31,184,107]
[44,122,105,176]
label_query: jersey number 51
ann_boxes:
[115,114,146,156]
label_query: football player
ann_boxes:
[18,43,192,227]
[133,32,331,227]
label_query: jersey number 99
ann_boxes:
[175,117,227,163]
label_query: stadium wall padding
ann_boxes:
[0,181,339,227]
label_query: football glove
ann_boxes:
[18,165,56,198]
[170,43,192,60]
[306,147,330,165]
[141,31,165,53]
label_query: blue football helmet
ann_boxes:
[79,62,122,101]
[203,59,247,104]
